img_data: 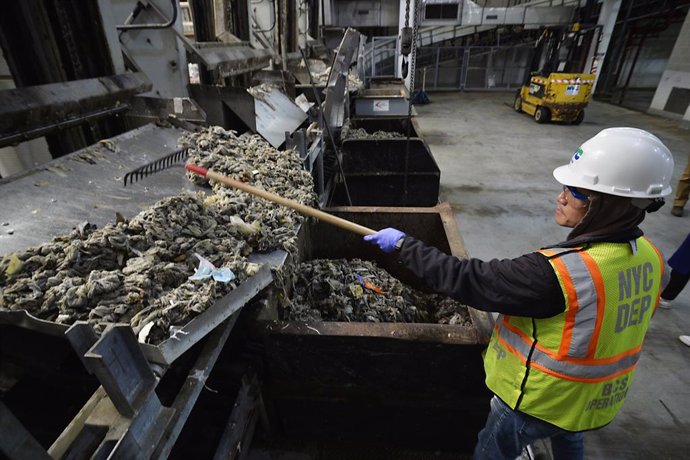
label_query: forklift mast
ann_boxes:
[522,0,599,86]
[525,25,594,85]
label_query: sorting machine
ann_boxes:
[0,15,490,460]
[0,122,492,458]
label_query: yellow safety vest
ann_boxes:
[483,238,666,431]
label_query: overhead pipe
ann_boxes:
[280,0,288,70]
[117,0,178,31]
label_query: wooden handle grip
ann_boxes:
[186,164,376,236]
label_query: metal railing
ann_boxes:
[363,43,534,91]
[360,0,585,84]
[419,45,534,90]
[362,35,398,79]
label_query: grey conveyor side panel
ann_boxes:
[0,124,197,257]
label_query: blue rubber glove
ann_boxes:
[363,228,406,253]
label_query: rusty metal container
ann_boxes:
[252,204,493,456]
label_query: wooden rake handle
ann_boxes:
[186,164,376,236]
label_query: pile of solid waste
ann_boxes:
[180,126,317,254]
[0,127,316,344]
[284,258,471,325]
[340,126,406,141]
[310,66,364,92]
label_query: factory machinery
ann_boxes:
[0,1,493,458]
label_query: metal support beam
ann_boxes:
[57,324,175,458]
[213,372,266,460]
[600,0,633,94]
[0,72,151,148]
[323,28,361,129]
[82,325,159,417]
[153,315,243,458]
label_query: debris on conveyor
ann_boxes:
[284,258,471,325]
[0,194,259,344]
[0,126,314,344]
[310,66,364,92]
[340,123,406,141]
[180,126,317,254]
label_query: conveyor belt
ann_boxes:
[0,123,279,365]
[0,124,196,256]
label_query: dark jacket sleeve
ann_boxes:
[398,237,565,318]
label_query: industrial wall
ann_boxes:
[0,54,51,177]
[650,9,690,125]
[619,21,683,89]
[332,0,400,27]
[110,0,188,98]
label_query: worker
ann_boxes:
[364,127,674,460]
[670,156,690,217]
[660,230,690,345]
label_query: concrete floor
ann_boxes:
[414,92,690,459]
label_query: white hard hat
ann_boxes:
[553,127,674,198]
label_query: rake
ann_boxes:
[186,164,375,235]
[123,148,189,186]
[122,153,376,236]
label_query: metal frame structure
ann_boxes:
[366,43,535,90]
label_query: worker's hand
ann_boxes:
[363,228,406,253]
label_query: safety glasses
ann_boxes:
[563,185,589,202]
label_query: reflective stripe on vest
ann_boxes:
[539,246,582,257]
[497,320,641,382]
[497,247,645,382]
[552,250,603,358]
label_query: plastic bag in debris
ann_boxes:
[189,253,236,283]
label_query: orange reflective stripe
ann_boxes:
[568,345,642,365]
[501,316,533,345]
[551,256,579,356]
[502,317,567,359]
[557,345,642,366]
[528,358,637,383]
[579,251,606,358]
[497,325,641,381]
[501,317,643,366]
[537,247,583,258]
[496,334,527,365]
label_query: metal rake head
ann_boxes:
[123,148,189,186]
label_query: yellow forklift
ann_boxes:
[514,26,596,124]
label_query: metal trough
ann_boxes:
[252,204,492,456]
[347,116,421,139]
[330,138,441,206]
[352,84,410,117]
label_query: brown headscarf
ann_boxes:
[567,191,646,242]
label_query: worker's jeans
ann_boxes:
[473,395,584,460]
